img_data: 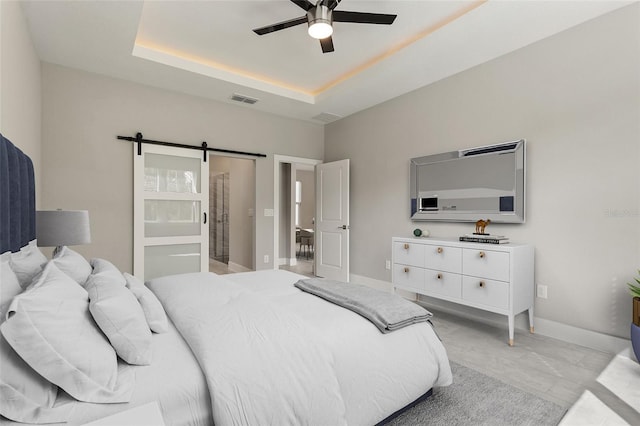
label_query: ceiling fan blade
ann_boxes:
[253,16,308,35]
[332,10,397,25]
[320,36,334,53]
[321,0,341,10]
[290,0,315,11]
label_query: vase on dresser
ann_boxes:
[632,297,640,362]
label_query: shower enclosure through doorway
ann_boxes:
[210,172,229,264]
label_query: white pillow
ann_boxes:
[0,334,74,424]
[8,240,47,288]
[86,272,152,365]
[53,246,92,286]
[124,273,169,334]
[0,254,74,424]
[90,258,126,285]
[0,261,135,403]
[0,252,22,319]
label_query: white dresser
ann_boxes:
[392,236,534,346]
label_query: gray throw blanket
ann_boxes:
[294,278,432,333]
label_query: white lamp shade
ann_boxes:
[36,210,91,247]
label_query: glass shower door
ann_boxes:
[211,172,229,264]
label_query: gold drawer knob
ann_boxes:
[479,281,485,288]
[404,267,410,273]
[403,243,410,250]
[479,251,486,258]
[437,273,443,280]
[437,247,443,254]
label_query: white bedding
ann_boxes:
[149,269,452,426]
[0,319,213,426]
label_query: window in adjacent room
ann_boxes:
[295,181,302,227]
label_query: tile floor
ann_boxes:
[431,309,640,424]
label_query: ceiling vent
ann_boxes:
[312,112,342,124]
[231,93,259,105]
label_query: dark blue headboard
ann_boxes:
[0,133,36,253]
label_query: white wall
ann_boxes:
[41,63,324,273]
[0,1,41,204]
[325,4,640,340]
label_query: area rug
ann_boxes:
[385,361,567,426]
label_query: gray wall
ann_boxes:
[228,157,256,271]
[325,4,640,339]
[1,1,41,205]
[296,169,315,230]
[278,163,292,262]
[41,63,324,273]
[209,156,255,270]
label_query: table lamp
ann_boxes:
[36,210,91,255]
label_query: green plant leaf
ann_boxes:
[629,270,640,298]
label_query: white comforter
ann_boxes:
[148,270,452,426]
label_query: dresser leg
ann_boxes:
[528,306,535,333]
[508,315,514,346]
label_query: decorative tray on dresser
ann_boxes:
[392,237,534,346]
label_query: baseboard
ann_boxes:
[278,257,297,266]
[532,318,630,355]
[227,261,252,273]
[350,273,631,355]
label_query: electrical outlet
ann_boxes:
[263,255,269,264]
[385,260,391,270]
[537,285,548,299]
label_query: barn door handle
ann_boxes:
[203,212,207,224]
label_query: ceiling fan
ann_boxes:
[253,0,397,53]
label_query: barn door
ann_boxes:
[133,144,209,281]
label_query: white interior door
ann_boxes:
[133,144,209,281]
[315,159,349,281]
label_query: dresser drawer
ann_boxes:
[424,269,462,299]
[462,276,509,311]
[393,241,425,267]
[393,264,425,292]
[462,249,510,282]
[424,244,462,273]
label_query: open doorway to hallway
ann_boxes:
[209,155,255,275]
[278,162,315,277]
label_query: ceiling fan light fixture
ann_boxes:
[307,5,333,39]
[308,21,333,39]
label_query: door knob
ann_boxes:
[338,225,350,230]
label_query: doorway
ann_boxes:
[209,155,255,275]
[273,155,322,278]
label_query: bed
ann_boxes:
[0,133,452,425]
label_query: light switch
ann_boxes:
[264,209,274,217]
